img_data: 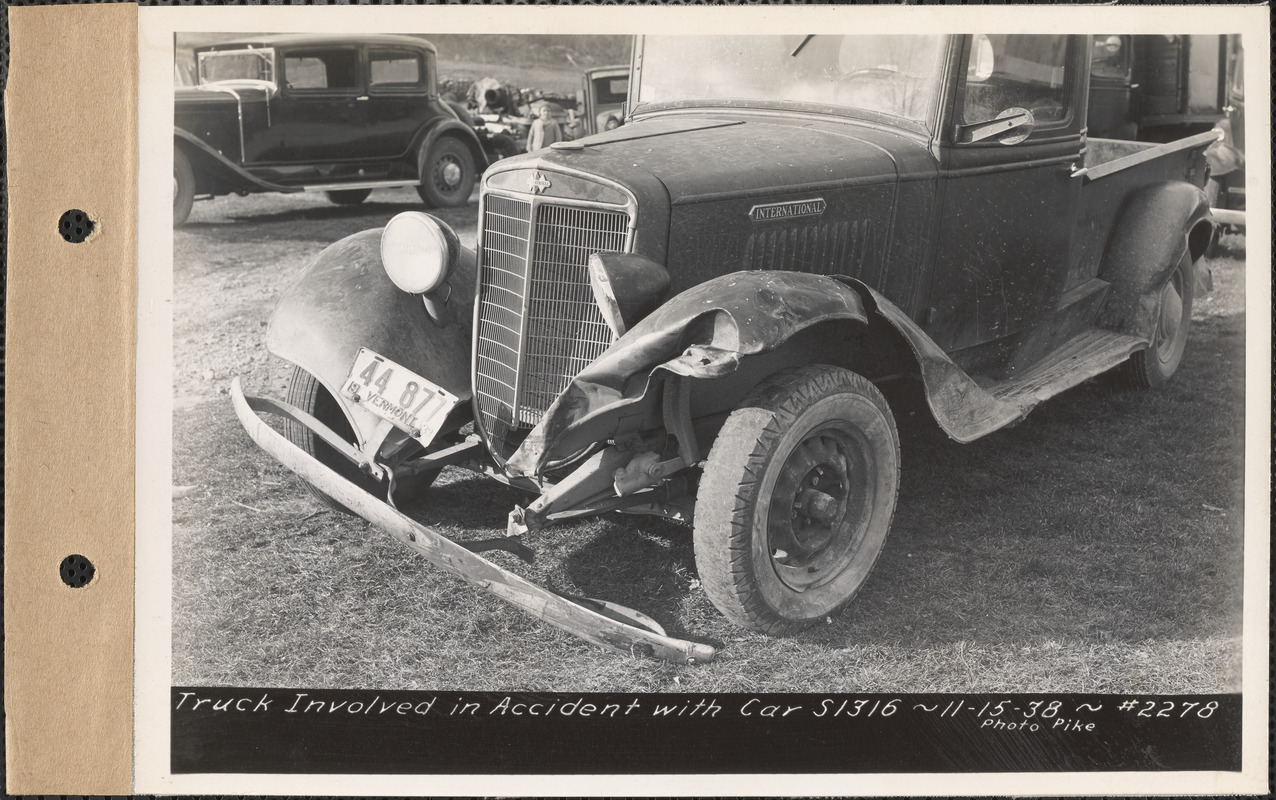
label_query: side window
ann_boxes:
[1229,47,1243,98]
[960,34,1070,126]
[593,76,629,105]
[1090,35,1131,81]
[369,50,424,89]
[283,49,359,92]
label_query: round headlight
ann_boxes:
[380,212,458,294]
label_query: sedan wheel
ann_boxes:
[416,137,476,208]
[173,148,195,226]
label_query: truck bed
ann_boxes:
[1081,130,1220,181]
[1064,130,1218,290]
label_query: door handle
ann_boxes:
[355,95,370,102]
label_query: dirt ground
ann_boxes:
[170,189,1250,691]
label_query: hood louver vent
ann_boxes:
[743,219,882,282]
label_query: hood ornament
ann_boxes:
[528,171,552,194]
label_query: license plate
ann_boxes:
[341,348,461,444]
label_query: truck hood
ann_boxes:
[536,115,904,204]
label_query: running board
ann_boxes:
[299,179,422,193]
[991,328,1146,406]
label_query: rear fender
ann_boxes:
[505,271,869,476]
[1097,181,1212,339]
[413,118,491,172]
[266,228,475,449]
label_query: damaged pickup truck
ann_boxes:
[233,33,1217,663]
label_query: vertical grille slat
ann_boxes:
[474,187,631,458]
[474,194,532,450]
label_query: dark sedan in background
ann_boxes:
[174,34,489,224]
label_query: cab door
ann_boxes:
[924,34,1086,356]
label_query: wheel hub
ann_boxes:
[437,158,462,189]
[768,428,867,592]
[1155,275,1184,362]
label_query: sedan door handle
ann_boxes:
[355,95,370,102]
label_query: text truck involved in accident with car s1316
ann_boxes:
[233,34,1218,662]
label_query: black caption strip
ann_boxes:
[172,688,1240,774]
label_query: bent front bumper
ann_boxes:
[230,378,716,665]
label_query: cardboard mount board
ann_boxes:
[4,3,138,795]
[2,2,1271,795]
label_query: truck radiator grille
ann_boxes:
[474,193,628,459]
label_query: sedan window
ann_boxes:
[284,49,359,91]
[370,51,424,88]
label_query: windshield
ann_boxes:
[635,35,946,124]
[197,48,276,86]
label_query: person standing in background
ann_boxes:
[527,105,562,151]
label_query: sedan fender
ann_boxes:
[506,271,868,476]
[414,117,491,172]
[175,128,300,195]
[267,228,475,450]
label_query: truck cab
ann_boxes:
[576,65,629,136]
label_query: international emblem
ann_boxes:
[528,171,552,194]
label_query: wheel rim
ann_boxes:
[434,155,463,192]
[1154,267,1186,366]
[766,422,873,592]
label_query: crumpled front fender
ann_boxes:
[506,271,867,477]
[267,228,475,449]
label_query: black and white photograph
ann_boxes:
[132,4,1268,793]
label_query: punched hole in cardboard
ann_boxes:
[58,209,95,243]
[60,554,95,588]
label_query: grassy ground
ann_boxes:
[171,200,1247,692]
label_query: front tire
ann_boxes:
[284,366,438,514]
[326,188,372,206]
[1122,253,1194,389]
[694,365,900,635]
[174,148,195,227]
[416,137,476,208]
